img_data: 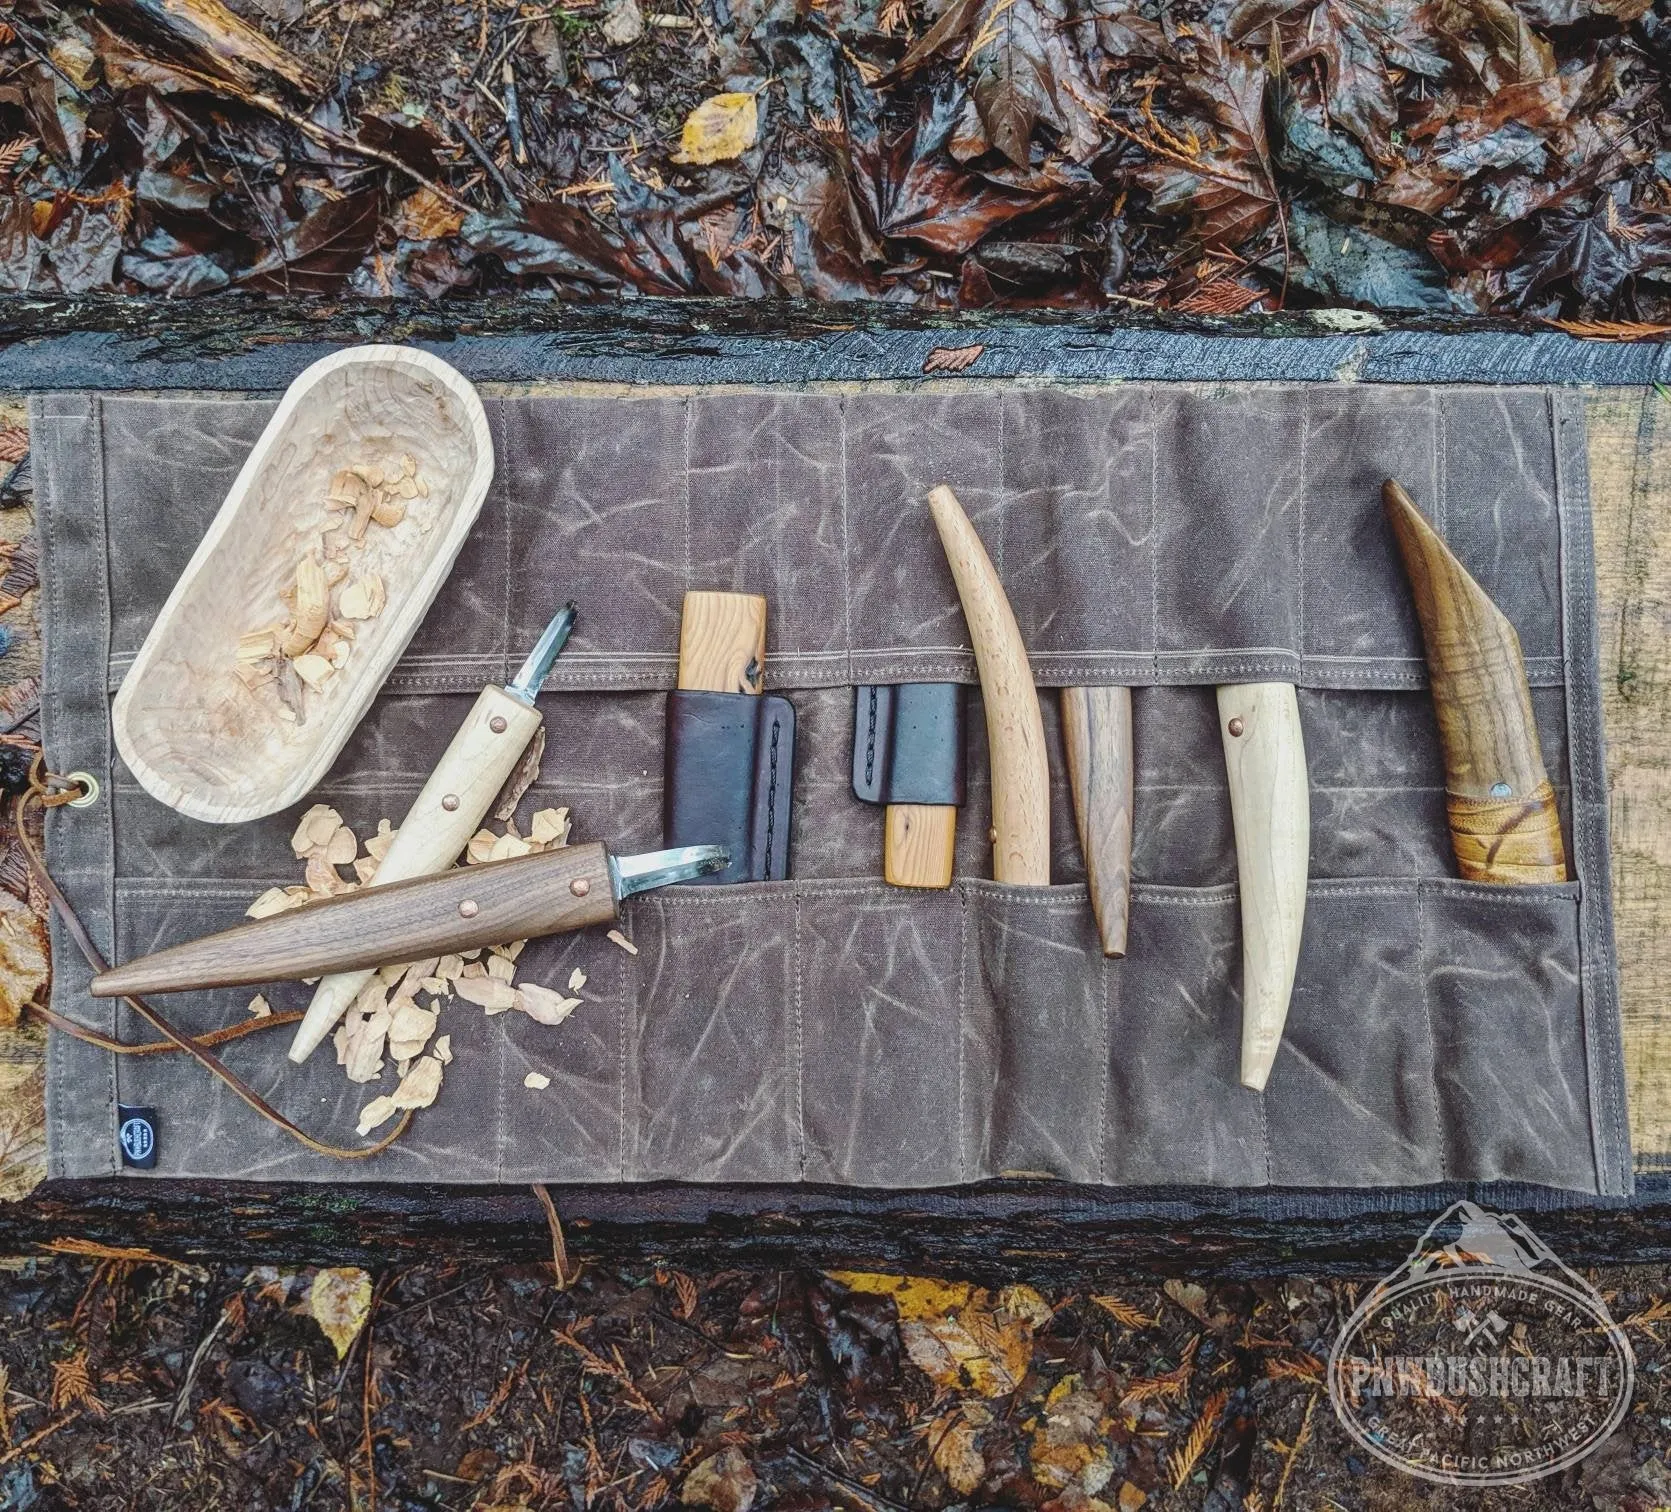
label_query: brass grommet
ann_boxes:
[65,771,101,808]
[1227,717,1245,737]
[489,716,508,734]
[569,877,591,897]
[441,794,460,811]
[458,899,479,919]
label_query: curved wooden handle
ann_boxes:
[94,844,617,998]
[1061,685,1133,957]
[1219,682,1309,1093]
[927,485,1050,886]
[1383,479,1567,883]
[288,683,544,1063]
[884,803,957,888]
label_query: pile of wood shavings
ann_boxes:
[242,800,636,1138]
[234,456,428,719]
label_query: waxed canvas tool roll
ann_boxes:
[33,383,1629,1195]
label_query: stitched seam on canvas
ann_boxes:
[1415,886,1450,1182]
[792,893,806,1180]
[839,394,854,684]
[1297,398,1310,661]
[94,397,117,1175]
[1149,391,1160,678]
[1098,951,1110,1186]
[682,393,693,600]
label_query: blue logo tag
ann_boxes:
[117,1106,158,1168]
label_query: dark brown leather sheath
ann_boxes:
[664,690,795,884]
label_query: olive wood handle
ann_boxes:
[1061,685,1133,957]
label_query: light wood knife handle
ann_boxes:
[884,804,957,888]
[1061,685,1133,957]
[679,591,767,693]
[1219,682,1309,1093]
[927,485,1049,886]
[287,683,544,1063]
[93,843,617,998]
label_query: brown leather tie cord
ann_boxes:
[15,756,411,1160]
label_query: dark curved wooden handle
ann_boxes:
[1383,478,1568,884]
[92,842,617,997]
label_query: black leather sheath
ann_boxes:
[852,683,966,807]
[665,690,795,884]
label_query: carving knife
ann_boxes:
[1383,479,1567,882]
[852,683,965,889]
[1219,682,1310,1092]
[287,603,577,1064]
[927,485,1050,884]
[664,590,795,883]
[1061,686,1134,956]
[91,843,728,998]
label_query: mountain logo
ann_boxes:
[1325,1202,1633,1486]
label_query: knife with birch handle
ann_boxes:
[286,603,576,1064]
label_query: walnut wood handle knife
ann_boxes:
[89,842,726,998]
[927,485,1050,885]
[1383,479,1567,883]
[1061,685,1133,956]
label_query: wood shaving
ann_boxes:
[387,1002,439,1061]
[524,1071,551,1090]
[607,929,639,956]
[488,832,533,862]
[304,855,354,896]
[530,807,571,846]
[436,953,464,980]
[516,984,582,1026]
[454,976,518,1012]
[291,804,346,858]
[356,1095,398,1137]
[567,967,587,992]
[486,954,516,982]
[247,993,271,1018]
[391,1055,442,1110]
[492,725,545,822]
[238,459,424,712]
[433,1034,452,1064]
[246,885,310,919]
[364,819,397,862]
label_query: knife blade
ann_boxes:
[287,602,578,1064]
[92,842,727,998]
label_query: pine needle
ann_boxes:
[1272,1392,1317,1509]
[1167,1388,1229,1488]
[1092,1293,1156,1329]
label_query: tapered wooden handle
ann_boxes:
[93,843,617,998]
[1383,479,1567,883]
[1219,682,1309,1093]
[884,804,957,888]
[927,485,1049,886]
[287,683,544,1063]
[678,591,767,693]
[1061,685,1133,957]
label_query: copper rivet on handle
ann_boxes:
[1227,717,1245,737]
[458,900,479,918]
[570,878,591,897]
[441,794,460,811]
[490,716,508,733]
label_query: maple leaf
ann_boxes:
[1131,36,1278,257]
[1506,187,1671,309]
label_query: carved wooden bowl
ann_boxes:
[111,345,493,824]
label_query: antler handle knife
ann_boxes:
[287,602,578,1064]
[92,842,727,998]
[1383,478,1567,883]
[1219,682,1309,1093]
[927,485,1050,885]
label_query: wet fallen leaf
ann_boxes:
[672,93,759,166]
[307,1267,372,1358]
[1030,1375,1117,1493]
[930,1403,990,1494]
[680,1446,758,1512]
